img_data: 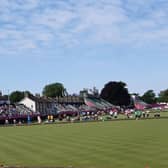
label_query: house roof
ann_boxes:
[54,96,84,103]
[26,94,52,103]
[0,95,8,101]
[25,94,84,104]
[0,95,10,105]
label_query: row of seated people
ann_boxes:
[0,104,38,118]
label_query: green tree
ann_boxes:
[158,89,168,102]
[9,91,24,103]
[141,90,156,104]
[42,82,67,98]
[100,81,131,106]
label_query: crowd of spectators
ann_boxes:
[0,103,40,125]
[0,101,164,126]
[0,104,17,117]
[0,102,118,125]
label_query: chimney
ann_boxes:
[35,93,41,97]
[24,92,29,98]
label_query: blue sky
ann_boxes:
[0,0,168,96]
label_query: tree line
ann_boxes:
[7,81,168,105]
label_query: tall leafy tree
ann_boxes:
[43,82,67,98]
[158,89,168,102]
[100,81,131,106]
[141,90,156,104]
[9,91,24,103]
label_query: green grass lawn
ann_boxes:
[0,119,168,168]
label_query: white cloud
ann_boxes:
[0,0,168,53]
[32,9,74,30]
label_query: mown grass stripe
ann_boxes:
[0,119,167,168]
